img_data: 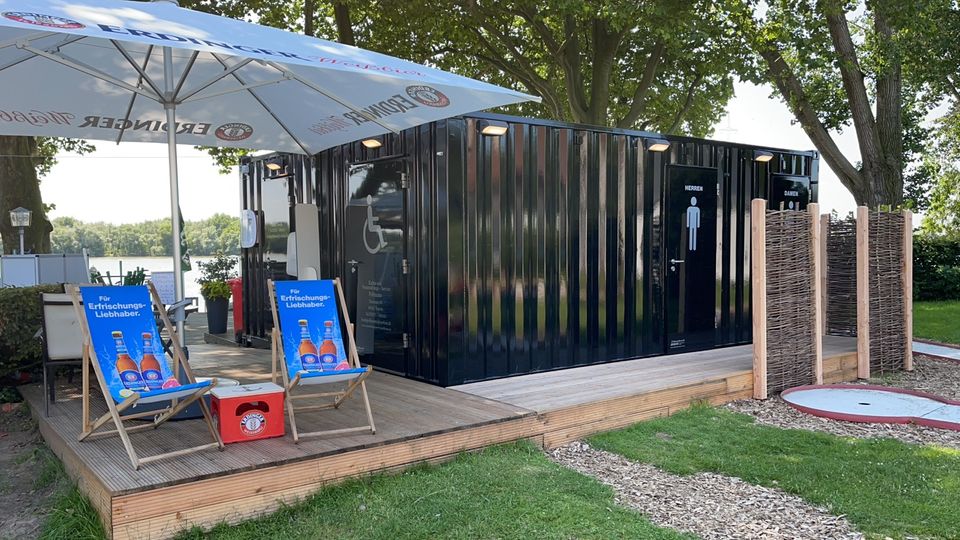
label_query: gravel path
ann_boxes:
[726,355,960,449]
[550,441,862,540]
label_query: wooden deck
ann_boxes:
[23,336,858,539]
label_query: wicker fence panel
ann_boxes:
[869,211,906,374]
[825,215,858,336]
[765,210,817,395]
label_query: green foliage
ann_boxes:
[919,106,960,227]
[196,146,249,175]
[34,138,95,178]
[182,0,742,134]
[0,284,64,379]
[178,442,690,540]
[735,0,957,206]
[50,213,240,257]
[914,300,960,345]
[913,235,960,301]
[200,281,232,301]
[590,405,960,540]
[197,253,238,300]
[122,267,146,286]
[0,386,20,403]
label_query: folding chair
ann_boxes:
[268,278,375,442]
[68,283,223,469]
[40,292,84,417]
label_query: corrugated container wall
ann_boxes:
[240,113,819,386]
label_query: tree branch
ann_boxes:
[465,26,565,118]
[823,0,882,200]
[616,40,666,128]
[947,75,960,102]
[665,72,703,134]
[757,43,864,197]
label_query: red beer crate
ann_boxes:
[210,382,285,443]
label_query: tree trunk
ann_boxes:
[873,5,904,207]
[0,136,53,254]
[304,0,315,36]
[333,3,356,46]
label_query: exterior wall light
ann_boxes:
[645,138,671,152]
[478,119,509,136]
[264,156,284,171]
[361,138,382,149]
[754,150,774,162]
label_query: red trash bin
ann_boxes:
[228,277,243,339]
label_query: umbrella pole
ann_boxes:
[163,46,186,345]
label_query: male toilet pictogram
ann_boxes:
[686,196,700,251]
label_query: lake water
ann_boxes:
[89,256,232,313]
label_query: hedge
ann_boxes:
[0,284,64,379]
[914,235,960,301]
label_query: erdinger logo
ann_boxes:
[239,412,266,436]
[405,85,450,108]
[215,122,253,141]
[2,12,84,29]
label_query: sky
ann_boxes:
[40,80,861,224]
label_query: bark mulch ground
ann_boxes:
[550,441,862,540]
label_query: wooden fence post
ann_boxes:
[751,199,767,399]
[819,214,829,336]
[856,206,870,379]
[903,210,913,371]
[810,203,823,384]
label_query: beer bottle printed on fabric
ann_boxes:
[319,321,340,371]
[139,332,163,391]
[113,331,146,392]
[298,319,321,371]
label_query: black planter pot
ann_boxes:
[205,297,229,335]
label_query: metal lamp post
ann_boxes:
[9,207,32,255]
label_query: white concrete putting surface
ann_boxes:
[913,341,960,362]
[781,385,960,431]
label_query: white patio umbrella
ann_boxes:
[0,0,537,335]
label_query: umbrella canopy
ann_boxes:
[0,0,537,332]
[0,0,536,152]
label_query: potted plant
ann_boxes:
[196,253,237,335]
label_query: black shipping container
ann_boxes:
[240,113,819,386]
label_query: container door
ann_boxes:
[344,160,407,374]
[664,165,718,352]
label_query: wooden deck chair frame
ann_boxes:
[68,282,224,470]
[268,278,376,442]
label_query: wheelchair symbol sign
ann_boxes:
[363,195,388,254]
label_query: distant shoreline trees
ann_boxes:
[50,214,239,257]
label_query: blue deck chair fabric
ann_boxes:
[269,278,375,442]
[273,280,369,383]
[79,285,211,404]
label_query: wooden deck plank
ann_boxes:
[23,369,533,496]
[23,336,859,540]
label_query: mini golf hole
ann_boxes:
[858,402,871,406]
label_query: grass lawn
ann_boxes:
[590,406,960,540]
[914,300,960,345]
[178,442,691,540]
[30,444,105,540]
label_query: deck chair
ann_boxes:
[268,278,375,442]
[68,283,223,469]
